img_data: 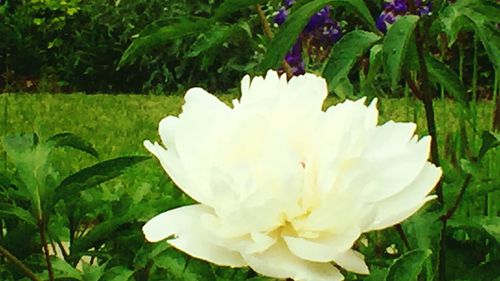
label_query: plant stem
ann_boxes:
[410,6,442,204]
[255,4,294,78]
[394,224,411,251]
[408,2,446,280]
[0,244,42,281]
[38,221,55,281]
[440,174,472,221]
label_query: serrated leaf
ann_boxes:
[0,203,36,226]
[385,249,432,281]
[51,256,83,280]
[213,0,268,20]
[98,266,134,281]
[323,30,380,94]
[55,156,149,203]
[438,5,474,46]
[261,0,375,70]
[382,15,420,90]
[425,54,466,106]
[440,1,500,72]
[119,18,211,67]
[2,133,49,220]
[464,10,500,74]
[46,133,98,158]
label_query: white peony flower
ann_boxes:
[143,70,442,281]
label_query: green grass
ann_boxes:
[0,93,497,217]
[0,93,494,156]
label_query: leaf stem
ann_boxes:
[255,4,294,78]
[38,221,55,281]
[0,243,42,281]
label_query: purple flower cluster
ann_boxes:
[376,0,432,33]
[274,1,342,76]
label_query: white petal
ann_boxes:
[283,227,361,262]
[243,241,344,281]
[367,163,442,230]
[143,141,204,203]
[286,73,328,111]
[332,249,369,275]
[142,204,211,242]
[142,205,246,267]
[158,116,179,149]
[169,234,246,267]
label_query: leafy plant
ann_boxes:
[0,132,148,280]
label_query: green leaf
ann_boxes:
[261,0,374,70]
[55,156,150,203]
[475,217,500,242]
[51,256,83,280]
[385,249,432,281]
[478,131,499,160]
[118,18,211,68]
[46,132,98,158]
[438,5,474,46]
[445,220,500,280]
[71,216,131,256]
[462,4,500,75]
[439,1,500,72]
[187,23,249,59]
[323,30,380,94]
[2,133,49,220]
[213,0,268,20]
[463,260,500,281]
[0,203,37,227]
[98,266,134,281]
[425,54,466,106]
[382,15,420,90]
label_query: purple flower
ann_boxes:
[283,0,295,8]
[274,7,288,25]
[376,0,432,33]
[304,6,331,32]
[285,42,305,75]
[275,0,342,76]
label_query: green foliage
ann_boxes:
[323,30,380,97]
[381,15,419,90]
[385,249,432,281]
[261,0,375,71]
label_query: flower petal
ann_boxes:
[283,227,361,262]
[243,240,344,281]
[142,205,246,267]
[367,162,442,230]
[332,249,369,275]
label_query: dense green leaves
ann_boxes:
[261,0,374,70]
[119,18,212,68]
[439,0,500,73]
[425,55,466,105]
[382,15,420,90]
[323,30,380,96]
[385,249,432,281]
[55,156,150,203]
[213,0,268,20]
